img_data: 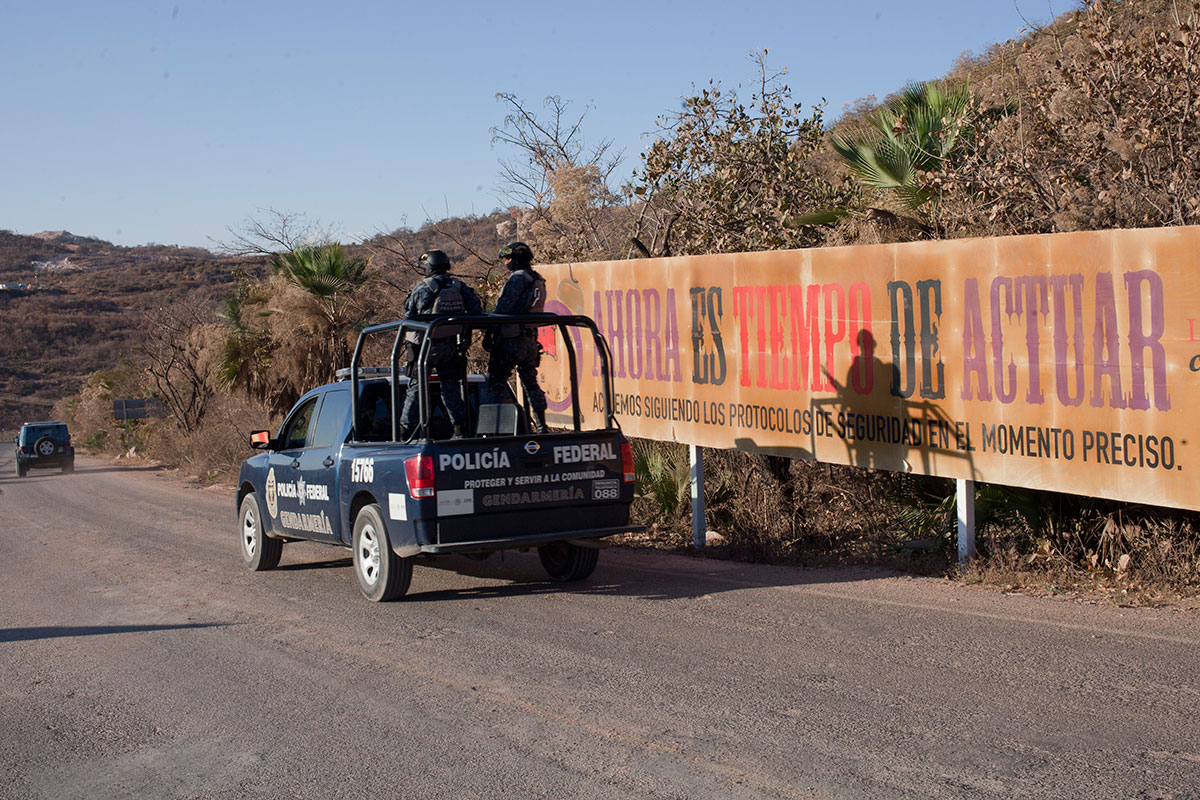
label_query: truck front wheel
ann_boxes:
[538,542,599,582]
[239,492,282,571]
[352,504,412,602]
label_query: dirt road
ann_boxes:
[2,454,1198,799]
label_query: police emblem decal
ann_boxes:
[265,467,279,518]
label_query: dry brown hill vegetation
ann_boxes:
[0,231,252,427]
[0,215,516,429]
[938,0,1200,236]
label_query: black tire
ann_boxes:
[239,492,282,571]
[34,436,56,458]
[16,460,27,478]
[538,541,599,582]
[62,458,74,474]
[352,503,412,602]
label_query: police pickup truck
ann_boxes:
[236,314,640,601]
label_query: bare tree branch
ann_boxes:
[489,93,633,262]
[138,292,217,433]
[214,209,337,257]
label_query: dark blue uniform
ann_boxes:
[399,273,484,437]
[486,268,547,418]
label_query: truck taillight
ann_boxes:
[405,454,436,498]
[620,441,634,483]
[20,445,29,454]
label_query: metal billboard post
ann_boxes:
[690,444,705,550]
[957,478,976,565]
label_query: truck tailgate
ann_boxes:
[430,432,633,546]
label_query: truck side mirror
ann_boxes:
[249,430,275,451]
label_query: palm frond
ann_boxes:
[833,79,977,217]
[831,134,915,191]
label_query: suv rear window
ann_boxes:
[20,424,69,443]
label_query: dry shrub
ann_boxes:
[973,501,1200,602]
[55,358,274,483]
[627,438,955,572]
[764,461,952,570]
[640,53,858,257]
[140,392,276,482]
[940,0,1200,237]
[55,367,143,453]
[221,270,377,415]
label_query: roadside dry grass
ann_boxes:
[962,568,1200,611]
[625,440,1200,609]
[964,512,1200,609]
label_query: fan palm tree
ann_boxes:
[830,80,974,217]
[269,243,373,386]
[217,244,374,412]
[270,243,370,325]
[215,290,280,406]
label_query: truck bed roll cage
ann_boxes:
[348,314,619,442]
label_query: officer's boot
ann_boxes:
[451,425,466,439]
[532,409,548,434]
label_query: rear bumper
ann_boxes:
[417,525,646,555]
[433,502,635,545]
[17,451,73,469]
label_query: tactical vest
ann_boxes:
[500,270,547,337]
[427,275,466,338]
[404,275,468,344]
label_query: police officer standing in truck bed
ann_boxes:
[485,241,548,433]
[399,250,484,439]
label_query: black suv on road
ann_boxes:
[14,421,75,477]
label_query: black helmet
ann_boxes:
[498,241,533,269]
[418,250,451,275]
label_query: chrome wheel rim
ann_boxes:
[241,505,258,557]
[357,523,381,586]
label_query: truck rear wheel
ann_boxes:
[353,503,412,601]
[538,542,598,582]
[239,492,282,571]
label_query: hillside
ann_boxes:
[0,215,514,429]
[0,231,250,427]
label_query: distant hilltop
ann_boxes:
[0,228,219,283]
[30,230,107,247]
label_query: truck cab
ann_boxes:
[235,313,640,601]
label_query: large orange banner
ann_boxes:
[535,226,1200,511]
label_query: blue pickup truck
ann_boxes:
[236,314,640,601]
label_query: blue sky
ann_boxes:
[1,0,1079,249]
